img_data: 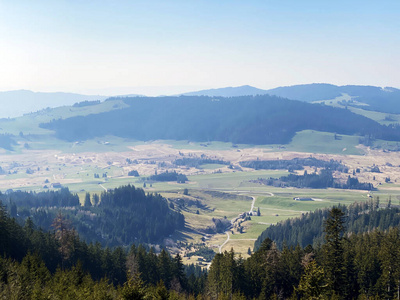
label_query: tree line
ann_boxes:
[254,200,397,250]
[259,168,374,190]
[148,171,188,183]
[174,157,230,169]
[240,157,348,173]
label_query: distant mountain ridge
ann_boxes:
[2,83,400,119]
[182,83,400,114]
[266,84,400,113]
[0,90,108,118]
[265,83,342,101]
[181,85,269,97]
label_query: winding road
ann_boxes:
[249,196,256,213]
[218,232,230,253]
[217,191,274,253]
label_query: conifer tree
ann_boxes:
[84,192,92,207]
[322,207,346,297]
[52,212,75,269]
[121,271,146,300]
[296,260,327,299]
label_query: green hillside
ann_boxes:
[40,95,400,145]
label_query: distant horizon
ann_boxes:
[0,82,399,97]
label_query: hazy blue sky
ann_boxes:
[0,0,399,95]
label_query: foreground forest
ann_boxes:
[2,192,400,299]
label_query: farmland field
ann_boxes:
[1,121,400,260]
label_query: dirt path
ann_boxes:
[249,196,256,213]
[219,232,230,253]
[99,184,108,192]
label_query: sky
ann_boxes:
[0,0,399,96]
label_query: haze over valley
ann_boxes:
[1,84,400,255]
[1,1,400,298]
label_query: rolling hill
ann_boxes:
[0,90,108,118]
[181,84,400,114]
[2,83,399,119]
[266,84,400,113]
[40,95,400,145]
[180,85,269,97]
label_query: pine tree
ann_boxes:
[296,260,327,299]
[207,253,223,298]
[322,207,346,297]
[0,202,9,256]
[84,192,92,207]
[158,249,172,288]
[92,193,100,206]
[121,271,146,300]
[379,227,400,298]
[172,253,187,292]
[52,212,75,269]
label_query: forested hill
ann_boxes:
[254,200,399,251]
[41,95,400,144]
[266,83,400,113]
[3,185,184,246]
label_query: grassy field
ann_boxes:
[346,107,400,126]
[150,173,395,258]
[161,183,391,258]
[187,170,288,190]
[315,95,400,126]
[199,163,228,170]
[283,130,363,155]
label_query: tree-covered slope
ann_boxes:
[40,95,400,144]
[266,83,342,102]
[3,185,184,246]
[4,195,400,299]
[0,199,205,296]
[254,201,398,251]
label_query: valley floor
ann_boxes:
[1,140,400,260]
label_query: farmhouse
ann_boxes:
[293,197,313,201]
[51,182,62,189]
